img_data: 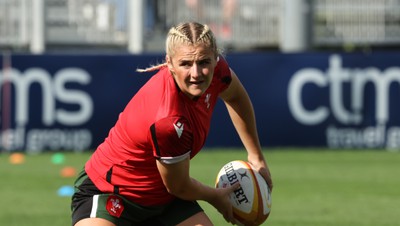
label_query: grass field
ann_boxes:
[1,148,400,226]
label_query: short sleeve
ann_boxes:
[149,117,193,164]
[215,55,232,92]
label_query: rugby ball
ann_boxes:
[215,160,271,226]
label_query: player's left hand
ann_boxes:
[248,158,273,192]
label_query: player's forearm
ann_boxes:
[157,159,219,202]
[225,91,264,159]
[166,177,219,203]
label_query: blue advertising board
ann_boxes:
[0,52,399,153]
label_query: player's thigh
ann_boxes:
[156,198,209,225]
[176,211,213,226]
[74,217,115,226]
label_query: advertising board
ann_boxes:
[0,52,399,152]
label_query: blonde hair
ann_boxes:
[137,22,220,73]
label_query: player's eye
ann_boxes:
[198,59,211,66]
[179,61,192,67]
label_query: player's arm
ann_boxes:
[156,158,239,223]
[219,69,273,190]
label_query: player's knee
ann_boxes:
[74,218,116,226]
[176,212,213,226]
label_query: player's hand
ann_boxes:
[211,182,240,224]
[248,159,273,192]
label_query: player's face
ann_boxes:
[167,43,217,99]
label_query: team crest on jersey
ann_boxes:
[173,121,184,138]
[205,93,211,109]
[106,195,124,218]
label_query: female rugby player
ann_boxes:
[71,21,273,226]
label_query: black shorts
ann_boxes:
[71,170,204,226]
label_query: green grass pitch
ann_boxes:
[1,148,399,226]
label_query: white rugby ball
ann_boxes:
[215,160,271,226]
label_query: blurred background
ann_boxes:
[2,0,400,53]
[1,1,400,226]
[1,0,400,153]
[0,0,400,152]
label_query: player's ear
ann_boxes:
[166,55,174,73]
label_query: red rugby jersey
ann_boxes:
[85,57,232,206]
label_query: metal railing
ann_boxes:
[164,0,281,49]
[0,0,32,48]
[1,0,400,53]
[46,0,127,45]
[314,0,400,46]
